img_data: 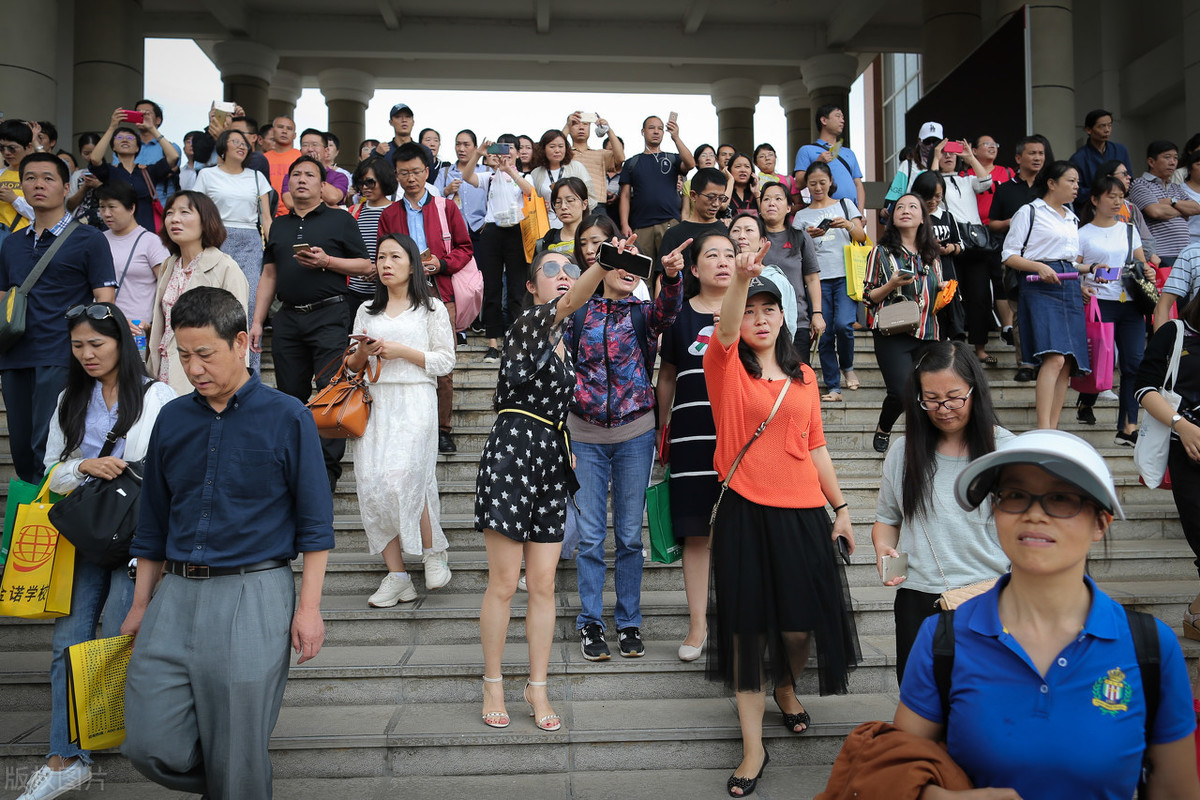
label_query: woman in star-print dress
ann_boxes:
[475,245,615,734]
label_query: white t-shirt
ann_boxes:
[193,167,268,229]
[1079,221,1143,303]
[105,226,170,325]
[791,200,863,281]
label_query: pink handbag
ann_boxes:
[1069,297,1114,394]
[433,197,483,332]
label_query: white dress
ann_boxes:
[352,299,456,555]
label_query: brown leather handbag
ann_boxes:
[307,347,381,439]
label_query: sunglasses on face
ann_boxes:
[992,488,1093,518]
[540,262,581,279]
[65,304,115,322]
[357,178,377,189]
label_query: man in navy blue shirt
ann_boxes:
[1069,109,1133,210]
[793,104,866,211]
[618,115,695,259]
[0,153,116,483]
[121,287,335,800]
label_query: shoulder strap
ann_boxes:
[115,230,148,297]
[932,609,956,736]
[1165,320,1185,393]
[1125,605,1160,798]
[1126,222,1135,264]
[432,196,452,245]
[721,377,791,490]
[1020,203,1037,257]
[138,165,156,197]
[839,198,851,219]
[16,221,81,295]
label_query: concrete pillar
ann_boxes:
[778,78,811,173]
[1185,1,1200,135]
[921,0,982,87]
[800,53,859,144]
[73,0,143,135]
[268,70,303,126]
[995,0,1075,156]
[213,41,278,128]
[1,1,58,122]
[710,78,761,155]
[318,69,374,159]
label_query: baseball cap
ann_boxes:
[746,275,783,304]
[954,429,1125,519]
[390,103,413,118]
[918,121,944,141]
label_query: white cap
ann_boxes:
[918,121,944,141]
[954,430,1125,519]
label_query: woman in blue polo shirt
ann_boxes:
[894,430,1198,800]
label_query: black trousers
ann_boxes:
[957,249,1004,346]
[0,365,69,483]
[872,332,930,433]
[1169,438,1200,580]
[271,300,352,492]
[793,327,812,366]
[894,587,942,684]
[478,223,527,339]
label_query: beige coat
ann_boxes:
[146,247,249,395]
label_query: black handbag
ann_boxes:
[1119,222,1158,316]
[956,221,995,253]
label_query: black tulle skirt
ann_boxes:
[706,491,861,696]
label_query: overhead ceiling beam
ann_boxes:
[825,0,888,48]
[377,0,400,31]
[683,1,706,34]
[535,0,550,34]
[204,0,248,36]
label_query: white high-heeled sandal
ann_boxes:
[481,675,510,728]
[524,680,562,732]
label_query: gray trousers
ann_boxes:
[123,567,295,799]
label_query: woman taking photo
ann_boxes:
[347,156,397,307]
[146,191,249,394]
[535,177,589,255]
[863,194,944,453]
[705,241,859,797]
[791,161,868,401]
[1001,161,1090,430]
[895,429,1199,800]
[871,341,1011,681]
[346,234,456,607]
[192,129,272,372]
[475,246,615,733]
[758,182,823,351]
[12,303,175,800]
[528,129,594,229]
[727,153,759,218]
[87,109,179,233]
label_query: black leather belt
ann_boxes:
[283,295,344,313]
[164,558,290,579]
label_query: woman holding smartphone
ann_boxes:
[727,153,759,218]
[346,234,456,607]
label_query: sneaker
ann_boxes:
[1097,389,1119,402]
[422,551,453,590]
[1014,366,1036,382]
[517,574,527,592]
[368,573,417,607]
[16,761,92,800]
[579,622,610,661]
[1000,326,1014,346]
[456,331,468,347]
[483,346,501,363]
[438,431,457,453]
[1115,430,1139,447]
[1076,404,1096,425]
[617,627,645,658]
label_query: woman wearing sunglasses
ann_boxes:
[474,246,612,734]
[13,302,175,799]
[347,156,397,308]
[894,430,1199,800]
[870,341,1011,682]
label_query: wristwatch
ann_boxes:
[1170,197,1178,207]
[1171,413,1184,432]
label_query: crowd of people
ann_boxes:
[2,94,1200,800]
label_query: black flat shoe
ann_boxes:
[872,429,891,453]
[727,749,769,797]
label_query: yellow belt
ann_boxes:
[498,408,572,462]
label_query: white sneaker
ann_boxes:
[368,573,417,607]
[1097,390,1119,402]
[517,574,527,592]
[17,761,92,800]
[422,550,453,590]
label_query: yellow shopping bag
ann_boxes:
[0,466,74,619]
[520,193,551,262]
[66,634,135,750]
[844,237,873,302]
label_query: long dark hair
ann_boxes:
[877,192,941,265]
[58,302,149,460]
[366,233,435,314]
[900,341,998,521]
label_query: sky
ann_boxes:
[144,38,865,167]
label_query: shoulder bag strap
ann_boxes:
[1165,320,1186,394]
[933,610,956,735]
[1019,203,1036,258]
[15,221,80,295]
[138,165,156,198]
[721,377,791,491]
[114,230,147,298]
[433,196,452,245]
[1125,605,1160,799]
[1126,221,1135,264]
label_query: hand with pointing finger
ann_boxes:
[734,239,771,279]
[661,238,693,279]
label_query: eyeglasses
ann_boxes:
[917,387,973,411]
[552,196,581,209]
[540,262,581,279]
[992,488,1094,518]
[113,135,138,143]
[696,192,730,203]
[397,169,427,178]
[65,304,115,322]
[0,144,22,154]
[357,178,377,189]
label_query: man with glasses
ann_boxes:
[379,143,473,453]
[655,167,730,292]
[0,120,36,243]
[282,129,348,209]
[0,153,116,483]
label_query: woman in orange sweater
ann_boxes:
[703,240,861,797]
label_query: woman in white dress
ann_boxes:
[345,233,457,607]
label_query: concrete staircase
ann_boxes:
[0,331,1194,799]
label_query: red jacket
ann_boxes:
[377,195,473,304]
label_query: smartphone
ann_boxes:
[420,248,432,260]
[120,109,144,123]
[598,242,654,281]
[814,218,834,234]
[292,243,312,254]
[212,100,236,128]
[882,553,909,584]
[1095,266,1121,282]
[668,111,678,127]
[349,334,376,343]
[579,112,598,124]
[836,536,851,565]
[486,143,511,155]
[944,141,964,154]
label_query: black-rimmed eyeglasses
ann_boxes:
[917,387,974,411]
[992,488,1093,518]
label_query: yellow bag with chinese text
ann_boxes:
[66,634,134,750]
[520,193,551,262]
[0,466,74,619]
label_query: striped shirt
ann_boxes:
[349,202,388,295]
[1129,174,1193,259]
[863,245,942,340]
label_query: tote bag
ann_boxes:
[0,467,75,619]
[1134,320,1183,489]
[432,197,484,332]
[520,193,551,262]
[66,634,135,750]
[1069,297,1115,394]
[646,468,681,564]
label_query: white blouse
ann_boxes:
[1001,199,1081,264]
[941,173,988,226]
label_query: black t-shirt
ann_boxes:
[263,202,370,305]
[989,177,1036,223]
[656,220,727,276]
[619,152,684,229]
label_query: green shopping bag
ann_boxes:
[646,468,681,564]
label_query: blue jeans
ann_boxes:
[573,428,655,631]
[818,278,857,392]
[49,557,135,762]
